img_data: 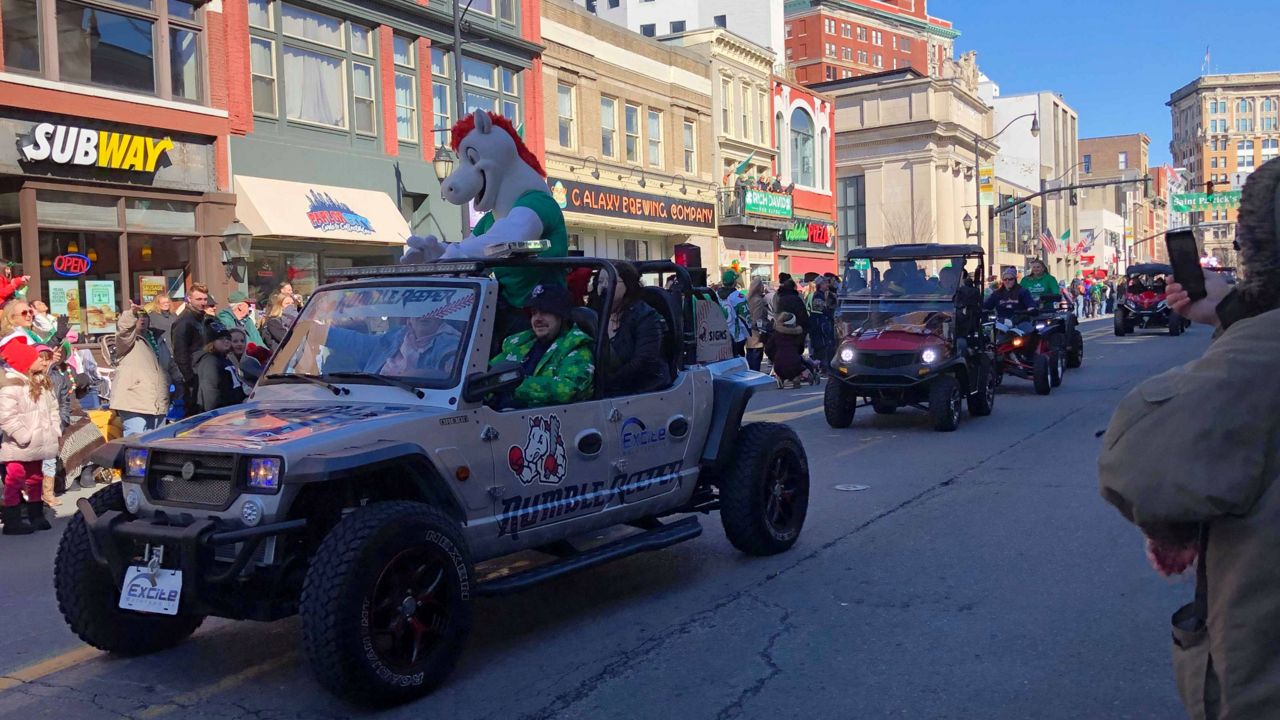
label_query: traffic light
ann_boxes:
[1069,189,1079,206]
[1206,180,1215,196]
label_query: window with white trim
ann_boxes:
[625,103,641,163]
[1262,138,1278,161]
[841,23,851,38]
[740,85,750,138]
[872,30,882,46]
[872,53,882,68]
[683,120,696,173]
[1238,140,1255,168]
[601,96,618,158]
[647,109,663,168]
[825,42,836,58]
[842,47,852,61]
[557,83,575,148]
[393,36,417,141]
[721,78,732,132]
[857,26,866,41]
[790,108,815,187]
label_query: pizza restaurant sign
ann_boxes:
[548,178,715,229]
[782,221,835,250]
[17,122,173,173]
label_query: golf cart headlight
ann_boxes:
[124,448,149,480]
[247,457,282,493]
[838,346,856,363]
[1012,337,1025,347]
[124,485,142,514]
[921,348,939,364]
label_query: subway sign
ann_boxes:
[548,178,715,229]
[18,122,174,173]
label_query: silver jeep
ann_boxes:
[55,255,810,706]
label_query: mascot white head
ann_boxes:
[403,109,554,263]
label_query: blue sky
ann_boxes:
[936,0,1280,167]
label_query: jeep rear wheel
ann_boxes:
[823,378,857,428]
[55,484,205,656]
[300,502,472,706]
[928,375,962,432]
[720,423,810,556]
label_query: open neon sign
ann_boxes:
[53,253,91,277]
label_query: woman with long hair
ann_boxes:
[260,292,296,351]
[195,324,246,412]
[598,262,671,396]
[0,339,59,535]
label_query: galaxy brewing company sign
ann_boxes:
[548,178,715,230]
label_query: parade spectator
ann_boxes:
[745,278,768,371]
[228,328,248,367]
[110,308,170,437]
[260,292,296,351]
[0,338,58,535]
[717,270,750,357]
[45,346,75,507]
[600,261,670,396]
[809,276,838,371]
[0,263,28,304]
[774,278,811,333]
[1,299,68,349]
[489,284,593,409]
[146,291,177,341]
[195,322,246,412]
[765,312,814,388]
[217,291,266,347]
[172,283,213,417]
[1098,157,1280,719]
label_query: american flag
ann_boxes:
[1039,228,1058,255]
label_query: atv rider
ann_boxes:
[1020,259,1070,310]
[984,268,1037,321]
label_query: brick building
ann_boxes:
[1079,134,1160,267]
[782,0,956,87]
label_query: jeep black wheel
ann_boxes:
[301,502,472,706]
[1066,330,1084,368]
[823,378,857,428]
[720,423,809,556]
[55,484,205,656]
[967,359,996,417]
[1114,309,1128,336]
[1033,353,1052,395]
[928,375,961,432]
[872,400,897,415]
[1050,350,1065,388]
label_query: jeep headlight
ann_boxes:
[124,448,149,481]
[246,457,282,493]
[1034,322,1048,332]
[921,348,939,364]
[838,346,856,363]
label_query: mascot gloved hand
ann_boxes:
[401,234,446,264]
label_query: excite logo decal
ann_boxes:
[306,190,374,234]
[620,417,666,452]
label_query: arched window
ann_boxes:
[790,108,815,187]
[775,111,784,155]
[1237,98,1252,114]
[819,128,829,190]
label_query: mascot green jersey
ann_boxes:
[403,110,566,308]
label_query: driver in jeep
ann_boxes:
[490,283,594,409]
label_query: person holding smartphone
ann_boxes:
[1097,157,1280,719]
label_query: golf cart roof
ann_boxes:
[846,243,985,261]
[1125,263,1173,276]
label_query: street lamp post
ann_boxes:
[451,0,471,236]
[973,112,1038,267]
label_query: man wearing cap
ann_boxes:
[716,270,750,357]
[490,284,593,409]
[983,267,1037,321]
[216,291,265,347]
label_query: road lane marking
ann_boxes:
[136,653,297,719]
[0,645,102,693]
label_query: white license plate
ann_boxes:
[118,565,183,616]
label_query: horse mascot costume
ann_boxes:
[403,110,567,331]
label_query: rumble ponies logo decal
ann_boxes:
[508,414,567,486]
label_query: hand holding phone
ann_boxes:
[1165,230,1206,302]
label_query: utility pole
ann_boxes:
[452,0,471,236]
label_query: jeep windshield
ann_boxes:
[262,283,477,389]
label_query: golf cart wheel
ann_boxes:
[967,358,997,417]
[872,400,897,415]
[301,502,472,706]
[928,374,962,432]
[1050,350,1065,388]
[720,422,810,556]
[1113,309,1127,336]
[1033,354,1052,396]
[1066,330,1084,368]
[823,378,857,428]
[55,484,205,656]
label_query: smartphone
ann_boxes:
[1165,230,1207,302]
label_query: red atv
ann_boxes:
[992,314,1062,396]
[1115,263,1190,337]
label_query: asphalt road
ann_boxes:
[0,317,1207,720]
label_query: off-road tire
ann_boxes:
[720,423,810,556]
[1113,309,1128,336]
[928,375,962,432]
[55,484,205,655]
[1050,350,1065,388]
[1067,330,1084,368]
[823,377,857,428]
[1033,354,1052,395]
[872,400,897,415]
[300,502,472,707]
[967,358,997,417]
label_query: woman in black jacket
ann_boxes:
[601,262,672,396]
[260,292,297,350]
[194,323,246,413]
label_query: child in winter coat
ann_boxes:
[0,337,59,535]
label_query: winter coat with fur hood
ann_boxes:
[0,369,61,462]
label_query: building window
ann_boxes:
[841,23,851,38]
[872,30,883,46]
[842,69,852,78]
[647,109,663,167]
[741,85,750,138]
[899,37,912,52]
[790,108,815,187]
[858,50,867,64]
[819,128,829,190]
[1263,117,1278,131]
[557,83,575,148]
[1210,157,1218,168]
[857,26,866,41]
[640,23,655,37]
[670,20,685,33]
[1237,117,1254,132]
[824,18,835,34]
[683,120,696,173]
[825,43,836,58]
[825,66,835,81]
[842,47,852,61]
[438,52,521,128]
[4,0,206,101]
[1237,98,1252,114]
[714,14,726,28]
[774,111,783,157]
[1238,140,1255,169]
[721,79,732,132]
[601,96,618,158]
[757,90,767,143]
[1118,151,1128,170]
[393,36,417,141]
[872,53,882,68]
[837,175,867,250]
[625,103,641,163]
[250,37,277,115]
[1262,138,1279,161]
[785,23,792,38]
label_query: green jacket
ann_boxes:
[216,309,265,347]
[1021,273,1061,301]
[490,326,594,407]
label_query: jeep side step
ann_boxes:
[475,516,703,597]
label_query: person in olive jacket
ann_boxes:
[599,262,671,396]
